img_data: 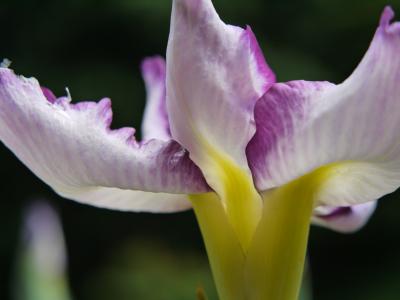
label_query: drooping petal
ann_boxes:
[167,0,275,188]
[247,7,400,207]
[70,188,191,212]
[141,56,171,141]
[312,201,377,233]
[0,68,209,211]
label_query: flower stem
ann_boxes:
[190,193,246,300]
[245,178,316,300]
[190,168,326,300]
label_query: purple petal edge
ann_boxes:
[315,206,352,220]
[313,201,377,233]
[380,6,395,27]
[245,26,276,92]
[379,6,400,34]
[41,86,57,103]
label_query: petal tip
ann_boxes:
[173,0,217,27]
[174,0,202,13]
[380,6,395,27]
[41,86,57,103]
[97,98,113,127]
[379,6,400,34]
[140,56,166,83]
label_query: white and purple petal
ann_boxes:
[312,201,377,233]
[166,0,275,193]
[0,68,209,212]
[248,7,400,208]
[141,56,171,141]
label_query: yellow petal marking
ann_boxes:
[194,137,263,253]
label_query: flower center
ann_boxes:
[189,136,262,252]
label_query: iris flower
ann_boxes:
[1,0,399,299]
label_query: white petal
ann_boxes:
[68,188,191,212]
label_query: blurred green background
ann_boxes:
[1,0,400,299]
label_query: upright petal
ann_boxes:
[167,0,275,188]
[247,7,400,207]
[141,56,171,141]
[0,68,209,212]
[166,0,275,249]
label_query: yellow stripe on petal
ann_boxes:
[197,139,262,252]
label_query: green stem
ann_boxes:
[191,166,328,300]
[245,178,315,300]
[190,193,246,300]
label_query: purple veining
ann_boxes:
[245,26,276,91]
[247,81,332,188]
[0,67,210,198]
